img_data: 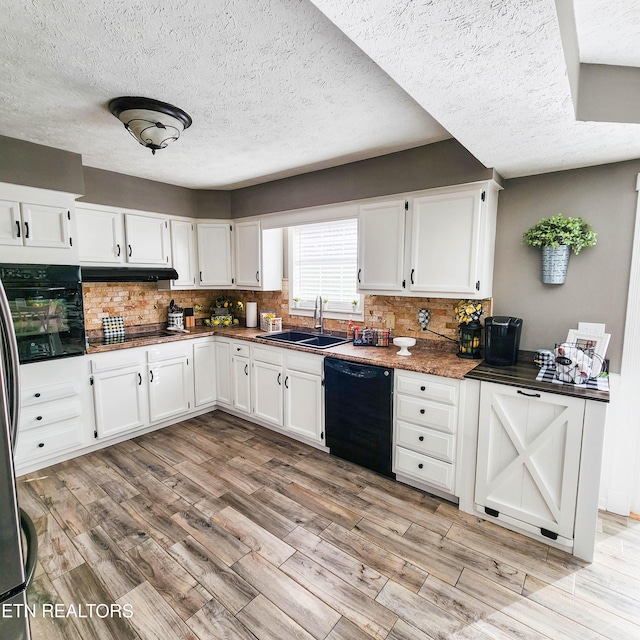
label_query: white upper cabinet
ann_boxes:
[20,203,71,249]
[234,220,283,291]
[167,219,196,288]
[124,213,170,265]
[0,184,77,264]
[353,181,499,299]
[77,204,171,267]
[407,182,499,298]
[357,199,406,292]
[0,199,22,247]
[76,206,124,263]
[197,221,234,287]
[234,220,261,288]
[0,201,71,250]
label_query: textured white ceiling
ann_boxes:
[1,0,639,188]
[308,0,640,178]
[0,0,448,189]
[574,0,640,66]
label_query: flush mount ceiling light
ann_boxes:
[108,96,192,155]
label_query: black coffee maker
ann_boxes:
[484,316,523,366]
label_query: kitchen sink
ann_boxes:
[259,330,350,349]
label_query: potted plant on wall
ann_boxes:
[523,213,597,284]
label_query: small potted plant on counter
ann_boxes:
[523,213,597,284]
[455,300,484,359]
[292,297,300,309]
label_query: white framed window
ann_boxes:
[289,218,362,316]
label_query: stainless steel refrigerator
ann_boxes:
[0,278,38,640]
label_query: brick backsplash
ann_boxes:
[83,279,492,343]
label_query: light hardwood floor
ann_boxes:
[17,411,640,640]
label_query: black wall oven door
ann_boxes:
[0,264,86,364]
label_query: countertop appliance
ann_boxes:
[484,316,523,366]
[0,277,38,640]
[324,358,394,477]
[0,264,86,363]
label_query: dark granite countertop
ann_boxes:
[87,324,479,379]
[464,353,610,403]
[87,327,610,400]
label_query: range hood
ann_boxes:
[81,267,178,283]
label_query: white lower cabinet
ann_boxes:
[214,340,232,405]
[230,341,251,414]
[15,356,93,473]
[393,369,460,496]
[252,357,284,426]
[283,354,323,443]
[250,345,324,445]
[91,342,194,441]
[193,339,216,407]
[474,381,585,543]
[91,348,148,440]
[147,350,192,423]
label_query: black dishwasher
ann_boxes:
[324,358,394,477]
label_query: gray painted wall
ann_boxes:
[80,167,231,218]
[494,160,640,372]
[0,135,84,194]
[231,140,498,217]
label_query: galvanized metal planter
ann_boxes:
[541,245,570,284]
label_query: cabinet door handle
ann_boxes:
[357,268,361,283]
[420,409,425,414]
[277,373,281,385]
[517,390,541,398]
[15,220,21,238]
[284,376,289,389]
[256,270,260,282]
[128,244,133,257]
[418,436,424,441]
[150,370,154,383]
[410,268,415,285]
[24,221,29,239]
[116,243,121,257]
[138,372,142,385]
[244,364,248,376]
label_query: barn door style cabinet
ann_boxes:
[473,380,608,562]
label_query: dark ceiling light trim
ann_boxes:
[108,96,193,155]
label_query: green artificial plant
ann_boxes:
[522,213,597,255]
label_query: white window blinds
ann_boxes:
[290,218,360,313]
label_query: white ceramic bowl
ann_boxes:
[393,336,416,356]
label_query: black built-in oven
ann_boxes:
[0,264,86,364]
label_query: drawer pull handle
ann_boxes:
[420,409,425,414]
[420,386,426,391]
[36,416,42,421]
[237,347,241,351]
[38,443,44,448]
[517,390,541,398]
[418,463,423,469]
[34,392,41,398]
[418,436,424,441]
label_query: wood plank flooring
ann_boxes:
[18,411,640,640]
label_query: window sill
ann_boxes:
[289,307,364,322]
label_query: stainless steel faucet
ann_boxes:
[313,295,324,333]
